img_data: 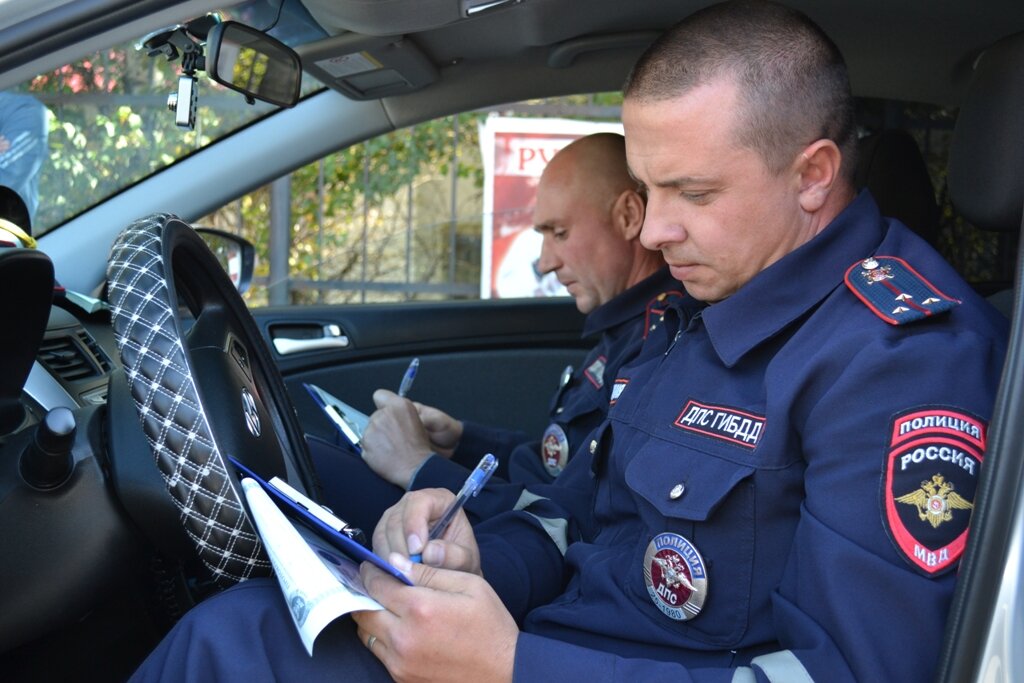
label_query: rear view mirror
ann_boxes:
[206,21,301,108]
[196,228,255,294]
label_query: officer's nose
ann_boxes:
[536,234,559,274]
[640,195,682,252]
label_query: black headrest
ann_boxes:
[0,249,52,433]
[0,186,30,236]
[855,129,940,246]
[949,32,1024,232]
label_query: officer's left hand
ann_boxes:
[374,488,481,575]
[353,559,517,683]
[413,402,462,458]
[362,389,436,488]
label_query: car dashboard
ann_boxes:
[0,279,184,659]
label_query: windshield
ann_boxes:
[0,0,324,237]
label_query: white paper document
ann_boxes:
[240,478,383,655]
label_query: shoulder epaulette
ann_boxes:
[844,256,959,325]
[645,289,686,338]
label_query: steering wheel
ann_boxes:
[106,213,319,585]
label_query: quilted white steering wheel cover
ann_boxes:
[107,214,268,584]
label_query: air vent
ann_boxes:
[37,329,111,382]
[76,329,111,373]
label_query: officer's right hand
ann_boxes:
[354,559,517,683]
[362,389,435,489]
[413,402,463,458]
[373,488,481,576]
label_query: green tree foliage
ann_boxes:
[205,112,489,305]
[27,41,268,234]
[208,95,628,306]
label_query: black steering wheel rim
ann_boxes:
[106,213,319,584]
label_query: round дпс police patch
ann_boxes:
[882,406,986,576]
[541,423,569,476]
[643,532,707,621]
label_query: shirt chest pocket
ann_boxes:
[624,436,757,647]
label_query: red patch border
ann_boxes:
[673,399,766,450]
[609,378,629,406]
[584,355,607,389]
[890,408,986,451]
[883,409,985,576]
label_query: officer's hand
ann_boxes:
[373,488,481,575]
[413,402,463,458]
[362,389,435,489]
[353,560,517,683]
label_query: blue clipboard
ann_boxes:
[227,456,413,586]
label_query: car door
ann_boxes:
[205,103,620,446]
[254,298,589,445]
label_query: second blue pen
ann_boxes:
[398,357,420,398]
[409,453,498,563]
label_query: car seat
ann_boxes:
[855,128,941,247]
[935,29,1024,682]
[947,34,1024,318]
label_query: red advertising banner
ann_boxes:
[479,116,623,299]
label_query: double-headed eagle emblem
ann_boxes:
[652,554,698,594]
[895,474,973,528]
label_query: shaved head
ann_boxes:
[540,133,636,208]
[533,132,663,313]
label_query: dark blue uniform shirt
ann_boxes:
[476,192,1008,682]
[412,266,682,521]
[129,193,1007,683]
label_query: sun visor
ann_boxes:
[299,33,438,99]
[302,0,519,36]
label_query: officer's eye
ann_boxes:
[681,191,712,205]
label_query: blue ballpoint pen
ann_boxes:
[409,453,498,562]
[398,357,420,398]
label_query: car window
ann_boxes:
[198,94,1014,309]
[1,0,324,237]
[198,93,626,307]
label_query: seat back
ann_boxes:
[948,34,1024,317]
[936,30,1024,683]
[949,37,1024,233]
[855,128,940,246]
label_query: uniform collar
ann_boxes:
[702,190,884,367]
[582,266,680,338]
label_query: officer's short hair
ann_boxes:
[623,0,857,180]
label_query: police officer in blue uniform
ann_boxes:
[400,266,678,522]
[312,132,676,530]
[0,92,48,226]
[129,3,1008,682]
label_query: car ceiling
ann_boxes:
[295,0,1024,106]
[2,0,1024,109]
[13,0,1024,299]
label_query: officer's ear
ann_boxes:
[795,139,843,213]
[613,189,645,241]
